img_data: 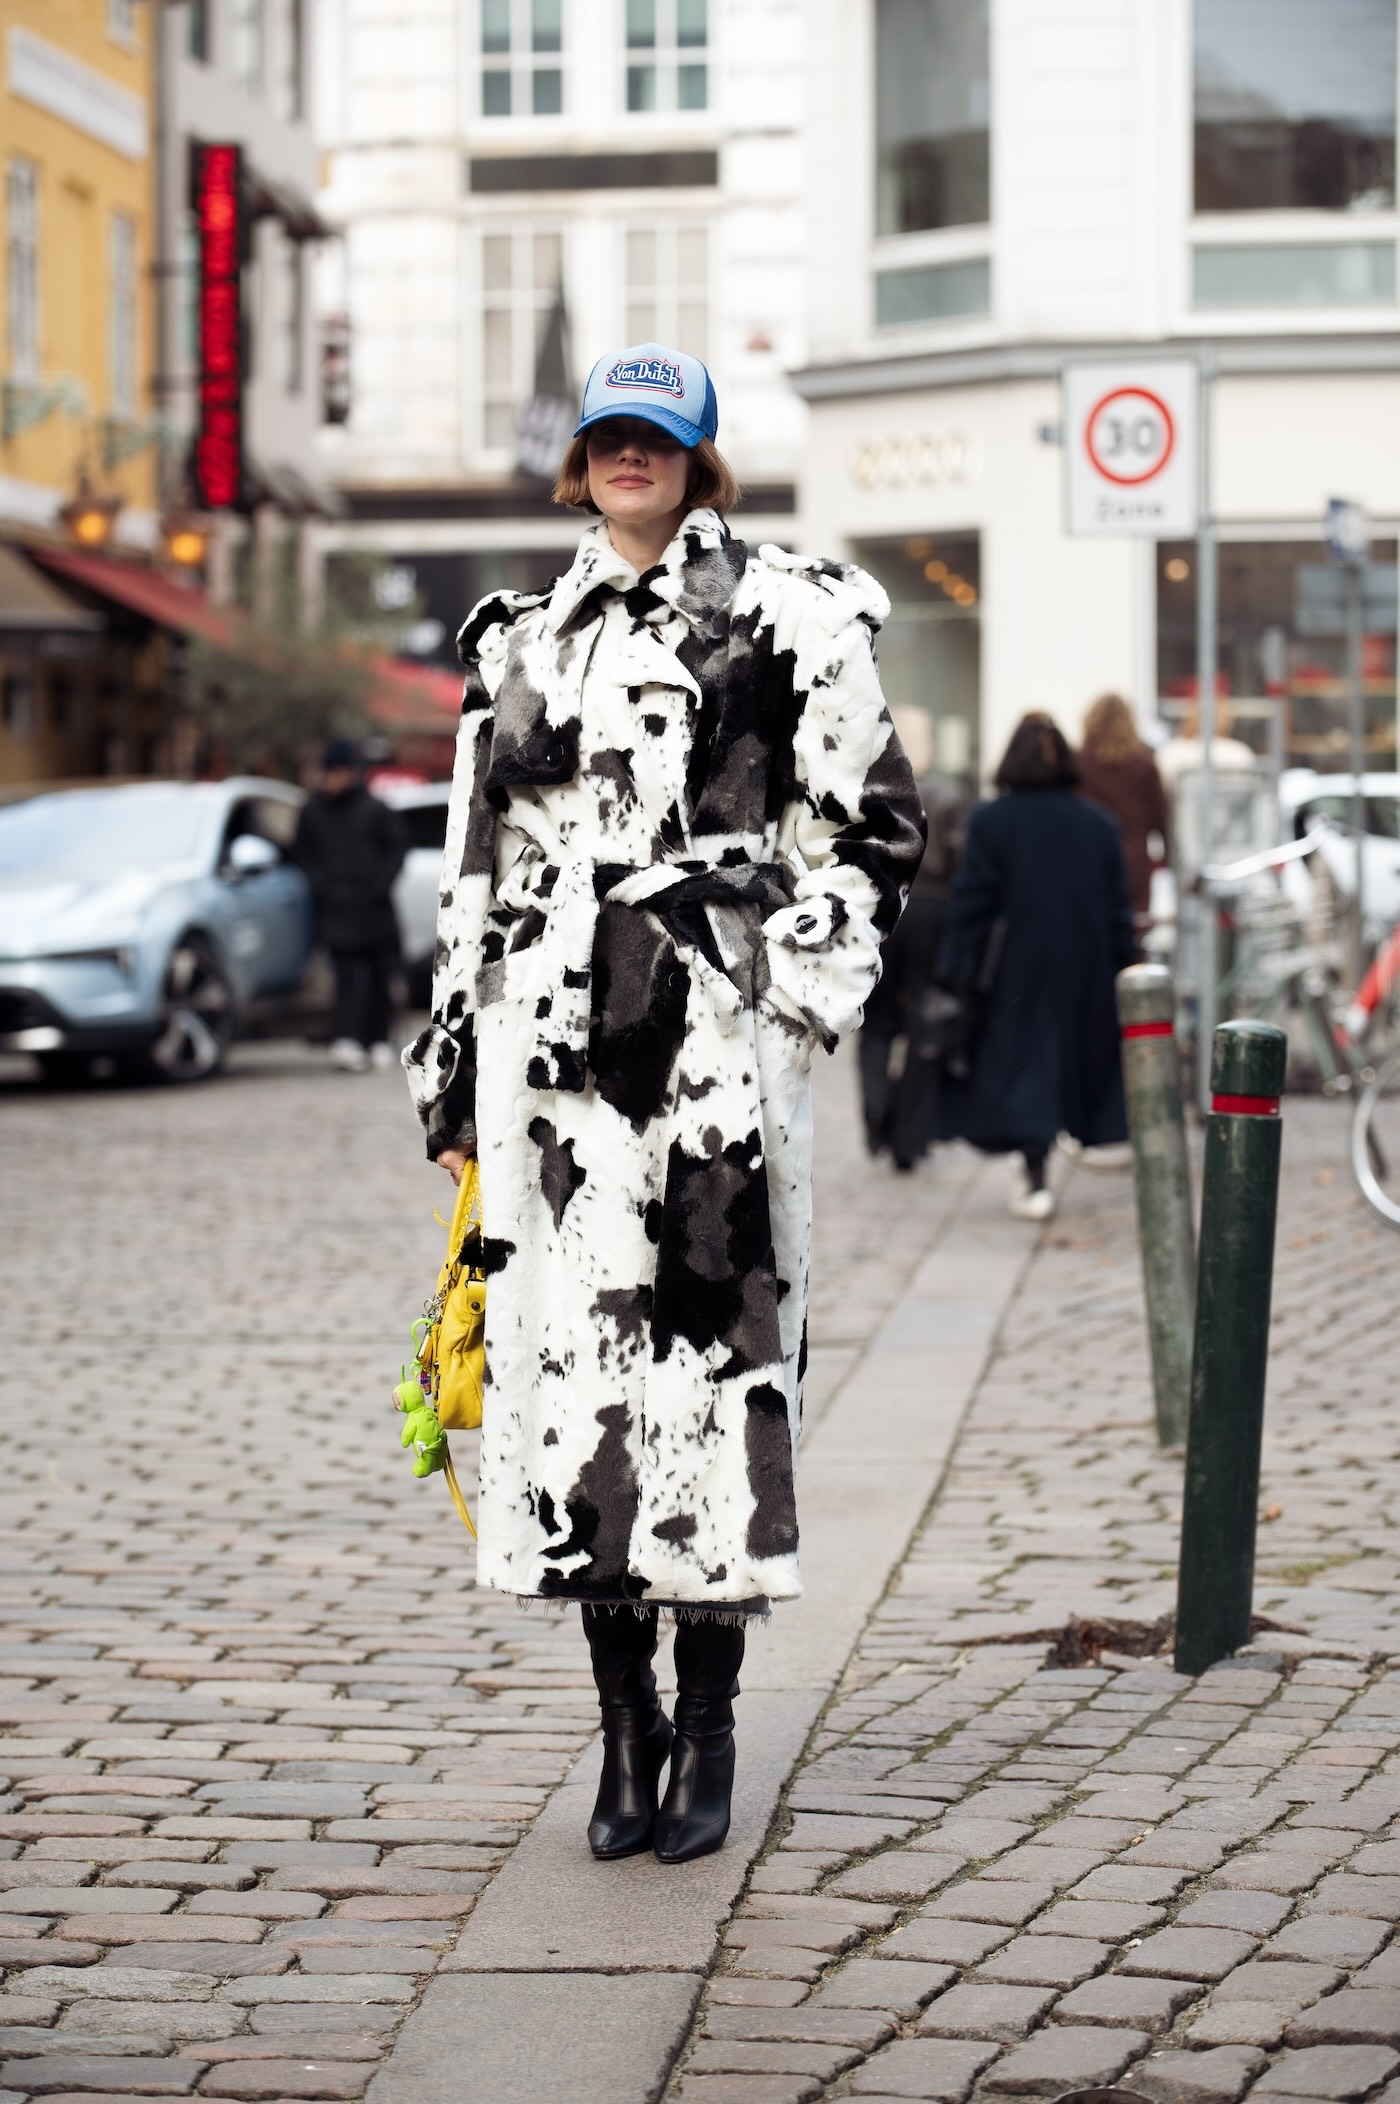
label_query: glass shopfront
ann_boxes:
[1156,537,1399,769]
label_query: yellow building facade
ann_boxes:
[1,0,156,527]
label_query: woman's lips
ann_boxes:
[609,475,650,487]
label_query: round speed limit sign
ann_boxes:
[1085,387,1175,486]
[1063,361,1198,535]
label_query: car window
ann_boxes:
[401,801,449,852]
[222,796,296,862]
[1366,798,1400,841]
[1300,795,1400,841]
[0,790,209,873]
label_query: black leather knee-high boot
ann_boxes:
[653,1616,745,1864]
[581,1605,672,1860]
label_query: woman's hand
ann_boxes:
[436,1145,477,1186]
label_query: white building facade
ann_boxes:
[313,0,809,663]
[794,0,1400,783]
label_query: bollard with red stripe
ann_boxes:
[1175,1019,1287,1676]
[1117,965,1195,1448]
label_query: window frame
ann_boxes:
[229,0,265,95]
[1184,0,1400,327]
[478,0,566,121]
[621,216,712,361]
[107,0,138,51]
[473,220,567,460]
[6,158,41,381]
[623,0,710,117]
[865,0,996,343]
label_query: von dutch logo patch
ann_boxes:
[606,356,686,399]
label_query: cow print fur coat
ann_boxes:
[404,508,925,1616]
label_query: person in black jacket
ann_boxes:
[293,737,407,1071]
[936,712,1136,1221]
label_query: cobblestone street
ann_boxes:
[0,1044,1397,2104]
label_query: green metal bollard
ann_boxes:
[1174,1019,1288,1676]
[1117,964,1195,1449]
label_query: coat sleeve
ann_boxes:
[400,599,516,1159]
[763,605,927,1052]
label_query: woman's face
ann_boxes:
[585,418,691,530]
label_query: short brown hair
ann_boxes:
[552,432,741,517]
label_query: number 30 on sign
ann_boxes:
[1062,360,1199,538]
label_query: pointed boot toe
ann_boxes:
[652,1722,735,1863]
[588,1709,672,1860]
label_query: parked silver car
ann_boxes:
[383,780,450,1006]
[0,779,314,1083]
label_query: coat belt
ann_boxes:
[505,854,793,1093]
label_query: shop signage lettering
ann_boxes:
[849,429,981,491]
[194,143,244,512]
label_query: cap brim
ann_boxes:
[574,402,704,448]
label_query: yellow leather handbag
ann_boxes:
[426,1159,487,1432]
[395,1160,486,1538]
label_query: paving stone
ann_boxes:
[218,1975,415,2005]
[1350,1846,1400,1878]
[103,1945,291,1977]
[923,1882,1056,1927]
[916,1984,1054,2042]
[981,2024,1149,2094]
[708,1982,810,2009]
[1269,1920,1394,1967]
[672,2079,822,2104]
[809,1962,954,2017]
[1213,1854,1335,1894]
[975,1936,1110,1988]
[847,2037,999,2099]
[1178,1892,1294,1934]
[780,1815,916,1853]
[1215,1962,1344,2008]
[686,2042,862,2079]
[192,2067,377,2100]
[1027,1898,1165,1940]
[0,2057,209,2094]
[1289,1992,1400,2048]
[1360,1958,1400,1992]
[1118,1927,1259,1981]
[0,1891,179,1917]
[104,1865,256,1891]
[1306,1879,1400,1921]
[13,1966,215,2001]
[1253,2045,1400,2096]
[1187,1995,1293,2049]
[702,2011,895,2049]
[1071,1863,1190,1902]
[1135,2046,1267,2104]
[828,1854,963,1903]
[876,1920,1011,1967]
[1053,1972,1200,2032]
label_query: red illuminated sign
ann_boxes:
[194,143,243,511]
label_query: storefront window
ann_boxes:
[851,535,981,783]
[875,0,989,237]
[1156,539,1399,770]
[1194,0,1396,213]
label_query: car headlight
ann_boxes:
[32,945,138,975]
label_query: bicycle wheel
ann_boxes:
[1352,1048,1400,1228]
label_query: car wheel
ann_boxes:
[142,935,235,1083]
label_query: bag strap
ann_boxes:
[442,1445,477,1539]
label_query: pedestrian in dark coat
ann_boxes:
[861,766,972,1170]
[293,737,406,1071]
[1075,692,1170,923]
[937,712,1136,1221]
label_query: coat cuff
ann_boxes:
[402,1020,478,1160]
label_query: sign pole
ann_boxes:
[1195,351,1217,1116]
[1347,566,1366,984]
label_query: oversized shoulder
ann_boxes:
[454,583,554,668]
[749,544,891,637]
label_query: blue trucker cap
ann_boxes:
[574,342,718,449]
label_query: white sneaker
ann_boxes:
[1010,1184,1056,1222]
[1080,1143,1134,1173]
[369,1042,396,1072]
[329,1037,369,1072]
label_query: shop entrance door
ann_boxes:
[851,534,981,784]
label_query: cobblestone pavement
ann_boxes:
[664,1102,1400,2104]
[0,1040,965,2102]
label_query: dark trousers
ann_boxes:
[330,945,394,1048]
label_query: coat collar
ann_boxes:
[545,507,746,637]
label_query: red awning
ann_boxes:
[369,656,463,728]
[27,543,231,644]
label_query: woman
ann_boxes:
[1075,692,1170,924]
[404,343,924,1864]
[937,712,1135,1222]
